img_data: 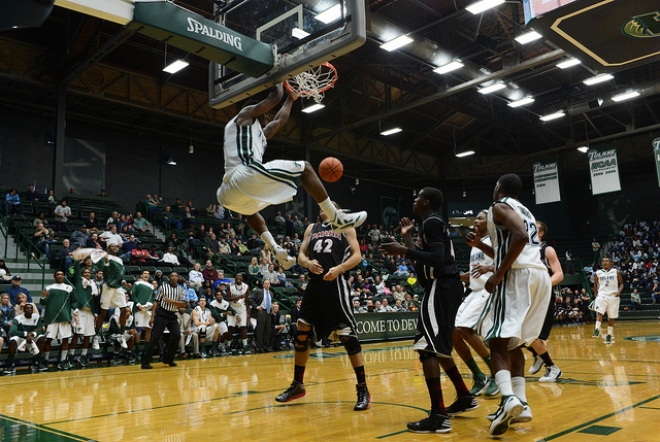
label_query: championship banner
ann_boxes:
[588,147,621,195]
[653,138,660,188]
[532,160,561,204]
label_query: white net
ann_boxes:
[286,63,337,104]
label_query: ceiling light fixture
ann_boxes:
[433,60,464,74]
[515,31,542,44]
[302,103,325,114]
[380,127,402,136]
[583,74,614,86]
[557,58,581,69]
[166,156,177,166]
[292,28,310,39]
[540,111,565,121]
[478,82,506,94]
[508,96,535,108]
[455,150,475,158]
[163,60,189,74]
[577,146,589,153]
[611,90,641,102]
[380,35,413,52]
[315,4,343,24]
[466,0,505,14]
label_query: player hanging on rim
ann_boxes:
[275,202,371,411]
[217,83,367,270]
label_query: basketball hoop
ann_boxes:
[284,62,338,104]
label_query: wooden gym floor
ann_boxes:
[1,320,659,441]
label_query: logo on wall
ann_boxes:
[622,11,660,38]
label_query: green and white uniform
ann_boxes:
[9,313,43,349]
[40,282,74,340]
[101,255,127,309]
[71,261,99,337]
[132,280,154,328]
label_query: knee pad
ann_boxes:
[294,329,313,352]
[340,336,362,356]
[418,351,436,362]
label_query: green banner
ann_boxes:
[130,1,274,78]
[380,196,399,230]
[654,137,660,188]
[356,312,418,341]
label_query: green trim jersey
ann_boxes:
[469,236,493,292]
[108,301,135,334]
[223,115,267,173]
[487,197,546,271]
[596,268,620,297]
[132,280,154,311]
[71,261,99,313]
[9,313,42,338]
[39,282,74,324]
[104,255,125,288]
[209,298,235,323]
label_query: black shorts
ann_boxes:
[298,276,357,341]
[538,289,557,341]
[415,277,463,357]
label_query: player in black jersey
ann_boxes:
[275,204,371,411]
[381,187,475,434]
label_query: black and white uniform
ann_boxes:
[410,213,463,358]
[298,223,357,341]
[537,242,559,340]
[455,236,493,334]
[142,283,186,365]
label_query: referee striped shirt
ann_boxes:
[156,283,186,312]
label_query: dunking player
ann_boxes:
[381,187,474,434]
[592,257,623,344]
[469,173,551,437]
[456,210,499,398]
[527,221,564,382]
[217,83,366,270]
[275,203,371,411]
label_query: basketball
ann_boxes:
[318,157,343,183]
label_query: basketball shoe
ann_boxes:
[489,395,523,436]
[528,355,544,374]
[330,210,367,232]
[488,402,532,423]
[445,395,479,416]
[407,412,451,433]
[354,383,371,411]
[469,373,489,396]
[273,245,296,270]
[539,365,562,382]
[275,380,306,403]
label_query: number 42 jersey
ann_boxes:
[307,222,350,278]
[488,197,546,271]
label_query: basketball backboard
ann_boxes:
[209,0,366,109]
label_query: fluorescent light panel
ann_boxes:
[557,58,581,69]
[611,90,640,102]
[301,103,325,113]
[478,82,506,94]
[433,60,464,74]
[540,111,565,121]
[455,150,475,158]
[292,28,309,39]
[583,74,614,86]
[577,146,589,153]
[380,35,413,52]
[466,0,505,14]
[163,60,189,74]
[315,4,342,24]
[515,31,542,44]
[508,96,535,108]
[380,127,402,136]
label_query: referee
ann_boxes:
[141,272,187,369]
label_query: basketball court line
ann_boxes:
[0,413,94,442]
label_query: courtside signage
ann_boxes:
[356,313,418,341]
[532,160,561,204]
[588,147,621,195]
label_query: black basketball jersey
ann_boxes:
[540,242,553,276]
[307,222,350,278]
[416,213,458,286]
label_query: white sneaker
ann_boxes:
[489,396,523,436]
[118,334,128,349]
[528,355,544,374]
[538,365,562,382]
[273,245,296,270]
[91,335,100,350]
[330,210,367,232]
[488,403,532,423]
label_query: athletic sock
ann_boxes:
[512,376,527,403]
[354,365,366,384]
[44,351,50,362]
[495,370,513,396]
[595,321,601,331]
[540,351,554,367]
[445,365,471,396]
[527,347,538,357]
[465,358,484,377]
[425,377,446,415]
[242,338,248,348]
[81,348,88,356]
[260,232,278,251]
[483,354,495,375]
[607,326,614,336]
[294,364,306,383]
[318,198,339,220]
[60,351,68,362]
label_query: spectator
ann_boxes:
[120,234,140,261]
[188,262,204,292]
[70,226,90,250]
[202,260,219,283]
[653,281,660,304]
[24,184,41,202]
[162,246,181,266]
[47,190,56,204]
[54,199,72,232]
[162,206,183,231]
[83,212,99,233]
[133,212,150,232]
[0,292,15,335]
[0,259,12,283]
[5,188,21,215]
[630,288,642,310]
[56,239,75,274]
[32,212,50,229]
[33,222,56,259]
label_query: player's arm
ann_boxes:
[593,274,599,299]
[466,229,494,258]
[324,228,361,281]
[263,93,296,140]
[235,83,283,126]
[192,309,202,327]
[297,223,321,274]
[545,246,564,286]
[484,203,528,293]
[616,271,624,297]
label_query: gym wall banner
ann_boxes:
[653,138,660,188]
[588,146,621,195]
[532,160,561,204]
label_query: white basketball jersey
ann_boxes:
[469,236,493,292]
[488,197,546,271]
[223,115,267,173]
[229,282,247,307]
[596,268,619,297]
